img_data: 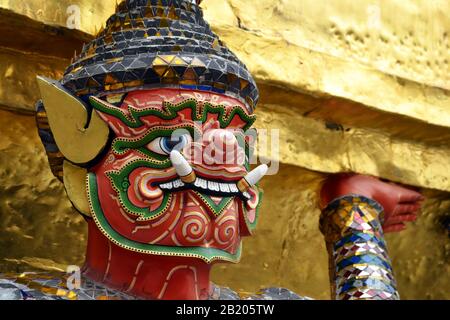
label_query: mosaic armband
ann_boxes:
[319,195,399,300]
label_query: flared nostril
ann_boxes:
[209,129,239,154]
[221,130,238,145]
[206,130,242,163]
[183,129,245,167]
[206,129,238,147]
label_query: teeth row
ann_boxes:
[159,179,185,190]
[193,178,239,194]
[159,178,240,195]
[194,178,239,193]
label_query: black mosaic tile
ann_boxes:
[61,0,258,111]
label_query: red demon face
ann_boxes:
[86,88,264,263]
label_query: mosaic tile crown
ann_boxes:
[61,0,259,111]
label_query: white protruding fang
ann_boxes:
[244,164,268,186]
[170,150,193,177]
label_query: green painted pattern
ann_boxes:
[90,97,256,131]
[194,192,234,217]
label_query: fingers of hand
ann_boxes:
[398,189,425,203]
[385,214,417,225]
[386,201,421,227]
[393,203,421,215]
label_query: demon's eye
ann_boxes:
[146,134,191,155]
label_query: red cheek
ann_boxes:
[245,188,259,223]
[139,173,164,200]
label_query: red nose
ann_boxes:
[202,129,244,166]
[178,129,243,168]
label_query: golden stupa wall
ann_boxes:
[0,0,448,299]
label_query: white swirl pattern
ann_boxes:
[213,215,237,246]
[181,211,210,243]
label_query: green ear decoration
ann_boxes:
[37,77,109,164]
